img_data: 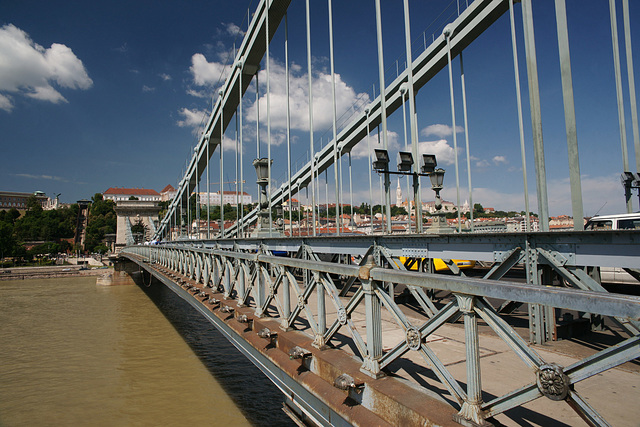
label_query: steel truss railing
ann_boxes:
[123,239,640,427]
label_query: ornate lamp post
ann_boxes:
[252,158,280,237]
[426,167,453,234]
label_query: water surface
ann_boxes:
[0,276,293,426]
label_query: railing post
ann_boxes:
[313,271,326,349]
[255,261,264,318]
[223,258,231,299]
[360,255,383,378]
[281,269,291,330]
[237,261,246,306]
[454,294,490,426]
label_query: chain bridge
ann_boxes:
[119,1,640,425]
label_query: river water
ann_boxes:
[0,276,295,427]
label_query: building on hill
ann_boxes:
[160,184,177,202]
[0,190,49,210]
[103,187,161,202]
[283,198,301,212]
[198,191,252,205]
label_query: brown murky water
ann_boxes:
[0,277,293,427]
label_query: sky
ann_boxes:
[1,0,639,217]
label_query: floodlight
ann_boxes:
[621,171,635,186]
[372,149,390,172]
[397,151,414,172]
[420,154,437,174]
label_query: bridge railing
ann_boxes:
[123,242,640,426]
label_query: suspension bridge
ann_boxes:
[119,0,640,425]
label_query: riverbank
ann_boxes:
[0,265,111,281]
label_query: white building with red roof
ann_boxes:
[160,184,177,202]
[103,187,161,202]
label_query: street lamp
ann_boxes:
[252,158,281,237]
[372,150,453,234]
[621,171,636,213]
[426,167,453,234]
[621,171,640,210]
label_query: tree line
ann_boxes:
[0,193,118,266]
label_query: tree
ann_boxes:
[473,203,484,214]
[85,198,116,252]
[26,194,43,212]
[0,222,15,259]
[390,205,408,216]
[128,196,139,200]
[94,244,109,254]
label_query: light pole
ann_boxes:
[426,168,453,234]
[252,158,281,237]
[621,172,640,211]
[372,150,453,234]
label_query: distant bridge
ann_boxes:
[120,0,640,425]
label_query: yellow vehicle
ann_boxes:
[399,257,476,272]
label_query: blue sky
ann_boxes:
[1,0,639,217]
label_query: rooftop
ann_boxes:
[103,187,160,196]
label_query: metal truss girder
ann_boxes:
[476,298,544,369]
[169,231,640,270]
[323,287,367,359]
[375,286,412,331]
[564,335,640,383]
[567,390,611,427]
[483,384,541,418]
[339,245,375,297]
[379,300,458,370]
[484,247,523,280]
[371,268,640,320]
[122,246,640,427]
[417,339,467,406]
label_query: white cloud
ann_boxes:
[159,73,171,81]
[15,173,69,182]
[415,139,457,165]
[222,134,240,152]
[177,107,208,129]
[476,159,490,168]
[26,85,66,103]
[452,173,625,217]
[142,85,155,93]
[245,58,370,133]
[548,174,625,217]
[420,124,464,138]
[459,187,529,213]
[224,22,244,37]
[187,88,209,98]
[0,24,92,110]
[493,155,507,164]
[350,131,400,160]
[183,53,371,149]
[114,43,128,53]
[0,93,12,112]
[190,53,231,87]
